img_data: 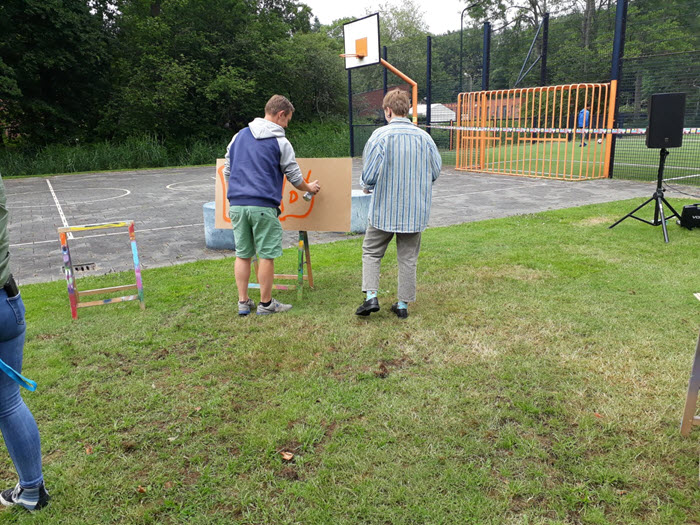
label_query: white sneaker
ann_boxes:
[238,298,256,316]
[256,298,292,315]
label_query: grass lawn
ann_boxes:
[2,199,699,523]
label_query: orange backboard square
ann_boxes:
[355,37,368,58]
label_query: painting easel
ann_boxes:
[58,220,145,319]
[250,231,313,300]
[681,329,700,437]
[214,157,351,301]
[681,293,700,435]
[680,293,700,484]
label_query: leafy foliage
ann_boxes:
[0,0,112,144]
[0,0,697,157]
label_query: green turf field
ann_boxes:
[435,133,700,186]
[613,135,700,183]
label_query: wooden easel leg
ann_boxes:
[297,232,304,300]
[303,231,314,289]
[680,330,700,436]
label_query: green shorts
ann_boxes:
[229,206,283,259]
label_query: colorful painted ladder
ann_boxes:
[58,220,145,319]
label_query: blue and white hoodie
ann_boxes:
[224,118,304,208]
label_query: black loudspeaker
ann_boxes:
[646,92,686,148]
[680,204,700,230]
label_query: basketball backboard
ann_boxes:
[342,13,380,70]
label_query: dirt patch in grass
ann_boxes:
[277,466,300,481]
[473,264,550,282]
[34,333,60,341]
[575,216,614,226]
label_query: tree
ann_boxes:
[100,0,328,141]
[371,0,429,43]
[272,32,346,119]
[0,0,112,145]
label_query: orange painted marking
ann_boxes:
[279,169,314,221]
[217,163,231,224]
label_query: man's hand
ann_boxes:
[305,179,321,194]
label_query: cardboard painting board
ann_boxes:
[215,158,351,232]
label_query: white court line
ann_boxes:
[665,173,700,182]
[10,187,131,209]
[46,180,73,240]
[166,179,215,191]
[9,222,205,248]
[612,162,698,171]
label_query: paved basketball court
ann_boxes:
[4,160,675,285]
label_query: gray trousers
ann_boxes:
[362,224,422,303]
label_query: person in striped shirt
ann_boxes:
[355,89,442,319]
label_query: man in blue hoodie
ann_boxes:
[224,95,320,316]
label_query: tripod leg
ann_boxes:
[609,197,655,229]
[653,195,661,225]
[658,196,669,243]
[660,196,682,220]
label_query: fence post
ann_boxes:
[383,46,388,124]
[482,21,491,91]
[426,36,432,135]
[608,0,629,178]
[348,69,354,157]
[382,46,388,95]
[540,13,549,86]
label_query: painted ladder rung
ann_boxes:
[58,220,133,233]
[247,283,296,290]
[273,274,309,280]
[78,284,138,296]
[77,295,140,308]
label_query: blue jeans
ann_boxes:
[0,290,43,488]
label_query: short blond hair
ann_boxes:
[265,95,294,116]
[382,89,409,117]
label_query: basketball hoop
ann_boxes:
[341,28,373,68]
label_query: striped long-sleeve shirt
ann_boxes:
[360,117,441,233]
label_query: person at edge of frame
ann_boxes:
[0,174,51,511]
[223,95,320,316]
[355,89,442,320]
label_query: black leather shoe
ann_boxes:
[355,297,380,316]
[391,303,408,319]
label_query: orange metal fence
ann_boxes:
[456,82,616,180]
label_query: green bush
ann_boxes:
[0,122,351,177]
[288,120,349,158]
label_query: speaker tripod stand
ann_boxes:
[609,148,681,243]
